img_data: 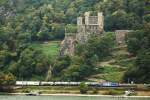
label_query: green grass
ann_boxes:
[15,86,80,94]
[14,86,127,95]
[0,0,7,5]
[111,59,135,68]
[88,45,134,82]
[102,66,124,73]
[31,41,60,58]
[93,66,125,82]
[101,72,125,82]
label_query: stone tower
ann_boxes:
[76,11,104,43]
[60,11,104,56]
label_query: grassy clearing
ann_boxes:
[91,66,125,82]
[0,0,7,5]
[101,66,125,73]
[100,72,125,82]
[31,41,60,58]
[88,45,135,82]
[110,58,135,68]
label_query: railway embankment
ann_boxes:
[1,85,149,96]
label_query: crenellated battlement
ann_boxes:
[77,11,104,43]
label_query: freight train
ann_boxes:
[16,81,137,87]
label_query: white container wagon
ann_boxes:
[16,81,40,86]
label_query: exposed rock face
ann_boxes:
[0,0,16,24]
[0,6,15,18]
[115,30,132,45]
[60,34,76,56]
[60,12,104,56]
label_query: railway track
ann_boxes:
[15,81,149,88]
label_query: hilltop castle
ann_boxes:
[77,12,104,43]
[60,11,104,56]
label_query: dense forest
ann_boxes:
[0,0,149,85]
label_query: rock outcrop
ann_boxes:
[60,33,76,56]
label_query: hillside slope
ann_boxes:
[87,46,135,82]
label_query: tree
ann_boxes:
[79,82,88,94]
[126,24,150,55]
[0,72,16,85]
[62,64,80,81]
[126,32,141,55]
[52,56,71,77]
[0,50,11,69]
[15,47,50,79]
[124,23,150,83]
[76,33,114,61]
[124,49,150,83]
[65,24,77,33]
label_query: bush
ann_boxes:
[22,88,31,93]
[0,86,14,93]
[103,89,124,95]
[92,88,98,94]
[79,82,88,94]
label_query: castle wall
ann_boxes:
[98,12,104,32]
[115,30,131,45]
[60,11,104,56]
[77,11,104,44]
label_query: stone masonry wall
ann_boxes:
[60,11,104,56]
[115,30,132,45]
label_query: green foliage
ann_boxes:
[95,66,125,82]
[66,24,77,33]
[126,31,145,55]
[124,49,150,83]
[112,59,135,68]
[126,23,150,55]
[52,54,96,81]
[124,23,150,83]
[0,50,11,69]
[0,72,16,85]
[52,33,115,81]
[103,89,124,95]
[0,0,148,82]
[92,88,98,94]
[1,0,146,36]
[62,64,94,81]
[79,82,88,94]
[76,32,115,61]
[14,47,50,79]
[0,0,8,5]
[31,41,60,58]
[52,56,71,77]
[0,25,51,80]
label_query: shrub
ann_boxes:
[103,89,124,95]
[22,88,31,93]
[79,82,88,94]
[92,88,98,94]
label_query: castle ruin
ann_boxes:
[77,12,104,43]
[60,11,104,56]
[115,30,132,45]
[60,33,76,56]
